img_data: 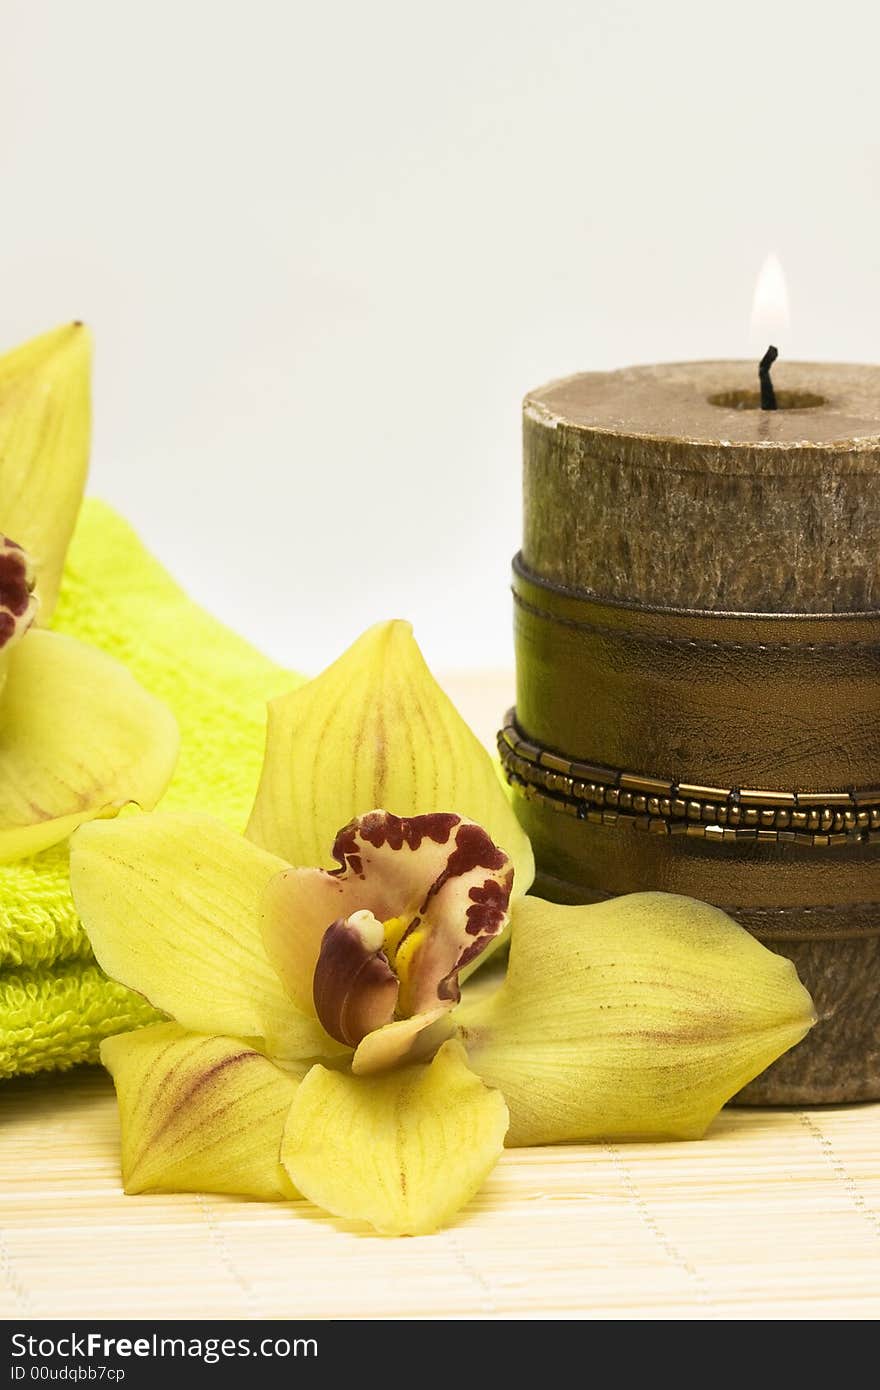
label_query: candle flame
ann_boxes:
[750,252,790,354]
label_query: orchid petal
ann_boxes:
[101,1023,299,1199]
[71,811,344,1061]
[351,1006,453,1076]
[459,892,815,1146]
[281,1040,508,1235]
[245,620,534,894]
[0,630,179,862]
[0,323,91,622]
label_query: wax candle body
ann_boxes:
[523,360,880,612]
[511,360,880,1104]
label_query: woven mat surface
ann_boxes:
[3,1067,880,1320]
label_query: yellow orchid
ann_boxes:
[71,621,814,1236]
[0,325,178,861]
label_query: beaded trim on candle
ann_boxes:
[498,712,880,848]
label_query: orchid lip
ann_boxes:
[303,812,515,1056]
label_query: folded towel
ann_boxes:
[0,500,301,1078]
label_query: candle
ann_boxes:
[521,358,880,611]
[504,355,880,1106]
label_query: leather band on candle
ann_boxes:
[506,553,880,941]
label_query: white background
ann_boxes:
[2,1,878,673]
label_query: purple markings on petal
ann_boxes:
[0,536,37,649]
[331,822,364,877]
[420,822,509,915]
[330,811,460,878]
[313,913,399,1048]
[163,1045,258,1128]
[466,871,515,938]
[359,812,460,853]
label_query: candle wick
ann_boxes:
[759,345,778,410]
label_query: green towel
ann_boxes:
[0,499,302,1079]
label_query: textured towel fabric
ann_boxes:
[0,499,301,1079]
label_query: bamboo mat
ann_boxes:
[3,1068,880,1320]
[2,673,879,1321]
